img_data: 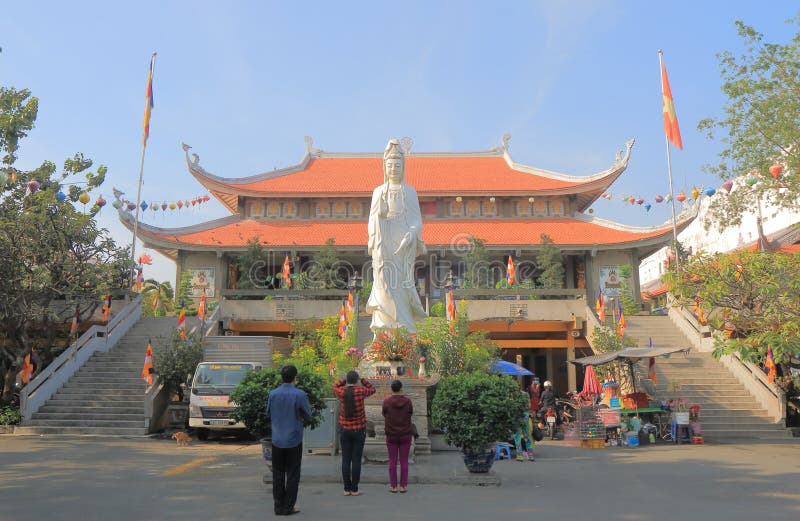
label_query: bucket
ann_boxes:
[674,412,690,425]
[625,432,639,447]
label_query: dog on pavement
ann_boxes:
[171,431,192,446]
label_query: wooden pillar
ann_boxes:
[546,348,554,384]
[567,334,577,392]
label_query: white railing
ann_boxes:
[668,304,786,423]
[20,295,143,421]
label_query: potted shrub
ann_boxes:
[229,366,328,461]
[431,371,528,473]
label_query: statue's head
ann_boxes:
[383,139,405,184]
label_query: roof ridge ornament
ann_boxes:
[615,139,635,166]
[400,137,414,155]
[182,142,207,173]
[501,133,511,151]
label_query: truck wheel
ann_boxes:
[197,428,209,441]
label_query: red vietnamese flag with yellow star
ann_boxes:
[661,59,683,150]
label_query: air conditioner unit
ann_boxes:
[570,330,581,338]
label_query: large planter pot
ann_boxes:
[461,445,496,473]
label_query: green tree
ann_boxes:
[175,270,193,310]
[142,279,174,317]
[664,250,800,369]
[236,237,272,289]
[536,234,564,289]
[307,238,344,289]
[0,87,125,404]
[152,330,203,400]
[617,265,641,315]
[698,19,800,229]
[461,236,492,289]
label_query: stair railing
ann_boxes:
[20,294,143,421]
[668,303,786,424]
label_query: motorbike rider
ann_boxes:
[537,380,556,422]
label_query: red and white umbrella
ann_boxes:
[581,365,602,396]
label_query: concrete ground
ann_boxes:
[0,434,798,521]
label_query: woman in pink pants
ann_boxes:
[382,380,414,493]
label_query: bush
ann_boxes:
[431,371,528,453]
[430,301,445,318]
[229,366,328,439]
[152,330,204,400]
[0,405,21,426]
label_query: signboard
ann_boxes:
[188,267,215,298]
[599,266,625,297]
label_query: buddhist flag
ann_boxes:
[506,254,515,286]
[596,290,605,322]
[346,290,354,314]
[20,351,35,385]
[136,268,144,291]
[338,300,348,339]
[101,294,112,322]
[70,305,79,338]
[282,254,292,288]
[648,357,658,384]
[446,289,457,333]
[617,300,626,338]
[142,53,156,146]
[177,302,186,341]
[141,339,154,385]
[660,56,683,150]
[765,345,777,384]
[198,289,207,322]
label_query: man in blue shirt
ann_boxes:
[267,364,312,516]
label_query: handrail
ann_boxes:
[188,304,220,338]
[454,288,586,299]
[20,294,143,420]
[668,301,786,423]
[221,288,348,298]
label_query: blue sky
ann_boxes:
[2,1,798,283]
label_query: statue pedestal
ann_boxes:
[362,376,438,462]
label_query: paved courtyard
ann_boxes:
[0,435,798,521]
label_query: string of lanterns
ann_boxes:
[592,162,794,213]
[112,194,212,213]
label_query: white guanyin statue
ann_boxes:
[366,139,427,335]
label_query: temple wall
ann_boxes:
[177,251,226,303]
[590,249,638,302]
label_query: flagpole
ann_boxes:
[130,52,157,287]
[659,50,681,272]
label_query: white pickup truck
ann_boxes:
[188,361,261,440]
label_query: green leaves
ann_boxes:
[152,331,204,398]
[431,372,528,453]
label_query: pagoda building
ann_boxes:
[119,136,695,391]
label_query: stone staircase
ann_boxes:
[16,317,178,436]
[624,316,791,441]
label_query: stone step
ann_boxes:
[656,384,747,391]
[14,426,148,436]
[657,390,754,398]
[60,382,146,391]
[52,389,144,398]
[695,417,781,426]
[32,412,145,421]
[653,378,740,385]
[45,399,145,408]
[38,405,144,414]
[80,366,144,373]
[23,418,145,428]
[70,375,145,382]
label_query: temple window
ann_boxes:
[420,200,437,217]
[515,199,532,217]
[448,200,464,217]
[465,199,481,217]
[266,201,281,218]
[332,200,348,218]
[550,199,563,216]
[282,201,298,218]
[315,200,331,218]
[347,200,362,217]
[481,199,497,217]
[248,200,264,218]
[533,200,548,217]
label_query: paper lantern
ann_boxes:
[138,254,153,265]
[628,196,635,204]
[169,202,176,210]
[161,202,167,211]
[10,172,17,183]
[745,176,758,186]
[112,199,122,209]
[691,188,700,200]
[151,203,158,211]
[644,203,652,212]
[177,200,184,209]
[140,201,148,211]
[184,200,190,208]
[27,179,41,193]
[665,194,672,202]
[588,208,594,214]
[676,193,686,202]
[191,199,197,206]
[769,163,783,179]
[78,192,90,204]
[654,195,664,203]
[722,180,733,193]
[636,198,644,205]
[127,203,136,211]
[202,195,210,202]
[56,191,67,202]
[96,195,106,207]
[705,188,716,197]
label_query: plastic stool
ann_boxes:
[495,442,513,460]
[692,436,704,445]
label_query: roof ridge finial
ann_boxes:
[501,133,511,151]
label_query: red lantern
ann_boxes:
[722,180,733,193]
[676,192,686,202]
[628,196,635,204]
[191,199,197,206]
[655,195,664,203]
[161,202,167,211]
[636,198,644,205]
[769,163,782,179]
[202,195,210,202]
[177,200,184,209]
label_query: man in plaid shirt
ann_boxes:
[333,371,376,495]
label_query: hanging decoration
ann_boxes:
[769,163,782,179]
[644,203,651,212]
[56,191,67,202]
[108,188,213,219]
[654,195,663,203]
[690,187,700,200]
[27,179,41,194]
[96,195,106,207]
[78,192,90,205]
[704,188,716,197]
[722,180,733,193]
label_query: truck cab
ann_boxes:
[188,361,261,440]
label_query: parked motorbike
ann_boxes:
[543,406,558,439]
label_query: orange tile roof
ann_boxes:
[216,157,593,195]
[139,218,675,248]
